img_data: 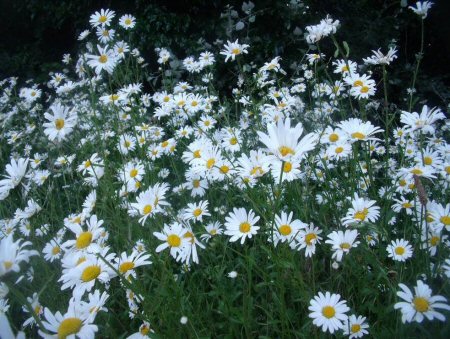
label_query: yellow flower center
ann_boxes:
[354,208,368,221]
[440,216,450,225]
[167,234,181,247]
[341,65,349,72]
[360,86,369,93]
[239,222,251,233]
[230,137,238,145]
[430,236,439,246]
[3,261,13,270]
[99,15,107,23]
[410,168,423,175]
[193,208,202,217]
[283,162,292,173]
[413,297,429,313]
[58,317,82,339]
[353,80,363,87]
[125,18,132,25]
[305,233,317,245]
[206,158,216,169]
[143,205,152,215]
[99,54,108,63]
[424,156,432,165]
[55,119,65,130]
[130,169,138,178]
[279,146,295,157]
[119,261,135,274]
[52,246,61,255]
[329,133,339,142]
[193,150,201,158]
[335,146,344,154]
[279,224,292,236]
[192,179,200,188]
[84,160,92,168]
[250,166,264,176]
[231,48,241,55]
[340,242,351,250]
[351,324,361,333]
[76,231,93,249]
[402,202,412,209]
[395,246,405,255]
[445,166,450,175]
[220,165,230,174]
[351,132,366,140]
[81,265,101,282]
[322,306,336,319]
[140,325,150,335]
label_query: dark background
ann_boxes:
[0,0,449,104]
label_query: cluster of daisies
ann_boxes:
[1,1,449,337]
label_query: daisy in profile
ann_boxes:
[220,39,250,62]
[394,280,450,323]
[363,47,398,65]
[326,229,360,262]
[43,102,78,142]
[297,223,323,257]
[0,234,38,277]
[257,117,319,162]
[387,239,413,262]
[39,299,98,338]
[308,291,350,334]
[119,14,136,29]
[128,321,154,338]
[338,118,383,143]
[200,221,223,242]
[89,8,115,27]
[409,1,434,19]
[343,314,369,338]
[22,292,43,327]
[400,105,445,135]
[224,208,260,244]
[341,193,380,226]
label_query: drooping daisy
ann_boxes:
[338,118,383,143]
[326,229,360,262]
[0,234,38,277]
[224,208,260,244]
[394,280,450,323]
[308,291,350,334]
[409,1,434,19]
[200,221,224,242]
[400,105,445,135]
[387,239,413,262]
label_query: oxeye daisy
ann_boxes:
[0,234,38,277]
[429,202,450,233]
[153,222,189,260]
[42,238,63,262]
[89,8,115,27]
[343,314,369,338]
[326,229,360,262]
[387,239,413,262]
[308,291,350,333]
[341,193,380,226]
[62,214,105,254]
[394,280,450,323]
[181,200,211,222]
[220,39,250,62]
[119,14,136,29]
[39,299,98,338]
[297,223,323,257]
[22,292,43,327]
[86,45,118,75]
[270,211,306,247]
[224,208,260,244]
[338,118,383,143]
[200,221,224,242]
[114,250,152,277]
